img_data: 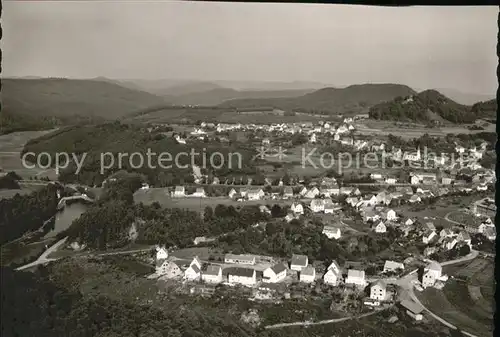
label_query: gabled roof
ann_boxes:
[228,268,255,278]
[225,254,255,262]
[204,265,222,276]
[291,254,308,267]
[301,266,315,276]
[427,261,442,272]
[328,260,341,272]
[347,269,365,279]
[156,258,167,268]
[270,263,287,274]
[384,260,404,270]
[371,280,386,289]
[188,264,201,274]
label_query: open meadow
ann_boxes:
[417,258,494,337]
[355,120,495,139]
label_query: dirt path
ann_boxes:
[264,306,390,329]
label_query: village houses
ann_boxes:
[323,261,341,286]
[228,268,257,286]
[322,225,342,239]
[202,265,223,284]
[224,254,256,265]
[369,280,387,301]
[345,269,366,287]
[300,266,316,283]
[383,260,404,273]
[290,202,304,214]
[263,263,287,283]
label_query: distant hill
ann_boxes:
[1,78,169,134]
[218,83,416,115]
[368,89,491,124]
[414,88,495,105]
[168,87,315,106]
[471,99,497,120]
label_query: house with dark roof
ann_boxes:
[202,265,223,284]
[290,254,308,272]
[263,263,287,283]
[227,268,257,286]
[399,300,424,320]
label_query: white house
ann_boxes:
[322,225,342,239]
[457,231,472,246]
[202,265,223,284]
[299,187,308,197]
[228,268,257,286]
[290,254,308,272]
[370,280,387,301]
[309,133,317,143]
[184,264,202,281]
[421,261,442,288]
[192,187,206,198]
[345,269,366,287]
[290,202,304,215]
[173,186,186,197]
[304,187,320,199]
[247,188,265,200]
[442,237,458,251]
[373,221,387,233]
[224,254,256,265]
[228,188,237,198]
[259,205,271,215]
[310,199,325,213]
[157,261,184,278]
[300,266,316,283]
[422,230,437,244]
[385,209,397,221]
[156,246,169,260]
[324,261,341,285]
[263,263,287,283]
[383,260,404,273]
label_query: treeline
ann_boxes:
[22,122,257,187]
[0,184,60,245]
[369,90,491,124]
[0,171,22,190]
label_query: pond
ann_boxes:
[43,202,88,239]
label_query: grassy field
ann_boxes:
[418,258,494,337]
[395,194,486,228]
[0,129,59,179]
[356,120,495,139]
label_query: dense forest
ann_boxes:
[0,171,22,190]
[368,90,493,124]
[0,184,60,245]
[21,122,257,187]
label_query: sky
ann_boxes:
[2,1,498,95]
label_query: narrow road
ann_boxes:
[16,237,68,271]
[264,306,391,329]
[409,288,478,337]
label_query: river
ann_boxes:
[43,202,88,239]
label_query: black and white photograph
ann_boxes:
[0,2,497,337]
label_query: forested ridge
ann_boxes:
[369,90,495,124]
